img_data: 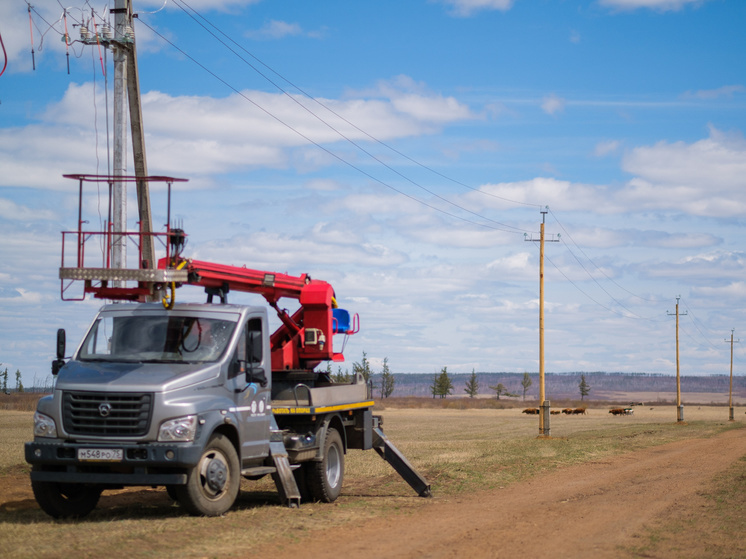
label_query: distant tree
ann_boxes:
[464,369,479,398]
[521,372,533,401]
[1,367,8,394]
[380,357,395,398]
[352,351,372,383]
[579,374,591,401]
[332,366,350,383]
[489,382,506,400]
[432,367,454,399]
[15,369,24,393]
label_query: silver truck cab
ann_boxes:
[26,302,273,517]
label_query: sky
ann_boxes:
[1,0,745,388]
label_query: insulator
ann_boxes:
[80,25,90,41]
[102,24,113,41]
[61,33,69,44]
[123,24,134,43]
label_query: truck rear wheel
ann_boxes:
[31,477,101,519]
[175,433,240,516]
[306,427,344,502]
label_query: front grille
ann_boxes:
[62,391,153,437]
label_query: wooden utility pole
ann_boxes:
[525,208,559,437]
[725,329,739,422]
[667,297,687,422]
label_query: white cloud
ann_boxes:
[598,0,710,12]
[192,230,410,272]
[694,281,746,299]
[561,227,719,250]
[473,177,603,212]
[245,20,326,40]
[139,0,261,10]
[439,0,515,17]
[681,85,746,100]
[541,94,566,116]
[641,251,746,283]
[486,252,534,278]
[3,78,477,186]
[0,199,56,221]
[594,140,621,157]
[619,126,746,217]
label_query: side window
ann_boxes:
[247,318,263,364]
[230,318,263,379]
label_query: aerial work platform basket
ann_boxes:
[59,174,189,302]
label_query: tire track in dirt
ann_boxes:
[260,427,746,559]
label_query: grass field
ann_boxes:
[1,403,743,558]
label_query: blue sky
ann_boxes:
[1,0,745,388]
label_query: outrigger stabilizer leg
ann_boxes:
[373,424,432,498]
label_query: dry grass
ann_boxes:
[0,393,48,412]
[1,406,743,558]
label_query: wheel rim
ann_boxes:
[326,442,341,488]
[199,449,230,499]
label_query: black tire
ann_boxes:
[306,427,344,503]
[31,477,101,519]
[174,433,240,516]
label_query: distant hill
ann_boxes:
[367,372,746,401]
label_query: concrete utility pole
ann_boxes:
[725,329,739,422]
[667,297,687,422]
[112,0,128,276]
[112,0,155,275]
[525,208,560,437]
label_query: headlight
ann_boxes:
[158,415,197,442]
[33,412,58,438]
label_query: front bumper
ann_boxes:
[25,440,204,486]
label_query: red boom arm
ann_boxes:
[158,257,357,372]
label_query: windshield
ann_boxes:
[79,314,237,363]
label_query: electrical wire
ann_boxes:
[169,0,542,212]
[533,243,651,319]
[548,208,659,305]
[680,299,721,351]
[0,26,7,77]
[136,18,528,236]
[27,4,36,70]
[142,5,684,323]
[162,0,532,234]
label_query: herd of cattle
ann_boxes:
[522,407,586,415]
[521,407,635,416]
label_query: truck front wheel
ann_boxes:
[306,427,344,502]
[175,433,240,516]
[31,477,101,519]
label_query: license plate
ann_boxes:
[77,448,123,462]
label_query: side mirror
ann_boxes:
[52,329,66,376]
[56,329,66,359]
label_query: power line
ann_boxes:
[141,6,679,321]
[136,18,527,235]
[680,299,721,351]
[548,208,658,304]
[170,0,542,212]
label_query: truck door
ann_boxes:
[230,317,271,463]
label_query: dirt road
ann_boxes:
[260,428,746,559]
